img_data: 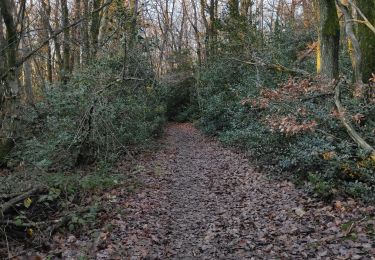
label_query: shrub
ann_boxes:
[11,54,167,171]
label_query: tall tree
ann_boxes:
[314,0,340,80]
[82,0,90,63]
[61,0,71,82]
[357,0,375,83]
[0,0,18,91]
[0,8,5,78]
[0,0,19,163]
[90,0,102,57]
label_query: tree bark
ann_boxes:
[0,0,20,164]
[21,39,34,104]
[314,0,340,80]
[41,0,61,82]
[0,8,5,78]
[61,0,71,83]
[336,0,364,97]
[240,0,252,17]
[90,0,102,58]
[189,0,202,66]
[356,0,375,83]
[82,0,90,63]
[71,0,81,68]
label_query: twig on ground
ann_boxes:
[0,186,48,219]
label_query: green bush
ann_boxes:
[12,54,167,171]
[195,53,375,201]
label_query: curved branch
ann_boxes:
[347,0,375,34]
[334,80,375,155]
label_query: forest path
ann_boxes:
[90,123,374,259]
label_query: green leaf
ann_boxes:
[24,197,32,208]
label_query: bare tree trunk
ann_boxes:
[208,0,218,58]
[82,0,90,63]
[61,0,71,83]
[90,0,102,58]
[0,9,5,78]
[302,0,314,28]
[71,0,81,69]
[189,0,202,66]
[199,0,209,62]
[54,0,64,80]
[41,0,60,82]
[240,0,252,17]
[98,3,110,44]
[336,0,364,97]
[21,39,34,104]
[128,0,139,50]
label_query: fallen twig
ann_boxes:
[228,57,310,76]
[0,186,48,219]
[0,219,62,227]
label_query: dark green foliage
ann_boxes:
[164,74,198,122]
[188,8,374,201]
[11,54,167,171]
[195,50,375,202]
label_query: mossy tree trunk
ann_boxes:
[314,0,340,80]
[357,0,375,83]
[0,0,20,165]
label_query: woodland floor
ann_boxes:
[51,123,374,259]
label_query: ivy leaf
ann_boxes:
[24,197,32,208]
[14,218,23,226]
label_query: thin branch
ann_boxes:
[0,0,113,82]
[347,0,375,34]
[228,57,310,76]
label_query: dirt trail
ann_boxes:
[61,123,374,259]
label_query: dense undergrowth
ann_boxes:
[11,54,167,171]
[0,52,170,253]
[167,23,375,203]
[191,54,375,202]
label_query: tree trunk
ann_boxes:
[21,39,34,104]
[315,0,340,80]
[240,0,252,17]
[82,0,90,63]
[208,0,218,58]
[71,0,81,68]
[0,9,5,78]
[336,0,364,97]
[61,0,71,83]
[199,0,209,62]
[0,0,20,164]
[189,0,202,66]
[357,0,375,83]
[90,0,102,58]
[41,0,61,82]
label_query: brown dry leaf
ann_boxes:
[294,207,306,217]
